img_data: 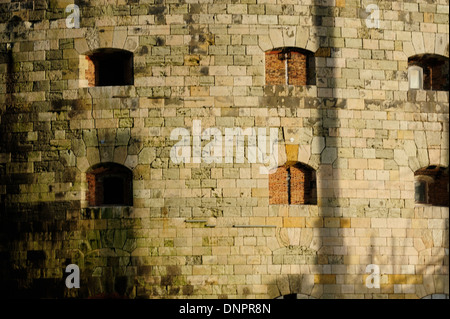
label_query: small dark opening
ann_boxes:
[103,177,124,205]
[414,166,449,207]
[286,167,291,205]
[86,163,133,207]
[89,49,133,86]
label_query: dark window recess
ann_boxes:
[103,177,125,205]
[87,49,134,86]
[414,166,449,207]
[408,54,449,91]
[86,163,133,206]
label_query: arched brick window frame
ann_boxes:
[86,163,133,207]
[269,163,317,205]
[414,165,449,207]
[80,48,134,87]
[265,47,316,86]
[408,54,449,91]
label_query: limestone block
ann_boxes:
[97,128,116,145]
[113,146,128,165]
[283,26,296,47]
[258,14,278,25]
[321,147,337,164]
[116,128,131,146]
[60,150,76,167]
[394,149,409,166]
[276,276,290,296]
[426,131,441,147]
[414,131,427,149]
[295,26,309,50]
[423,275,435,295]
[435,33,449,56]
[306,37,319,53]
[98,28,114,49]
[423,32,436,54]
[408,157,421,172]
[74,38,89,55]
[403,140,417,157]
[428,149,440,165]
[311,137,325,154]
[402,41,416,59]
[412,32,425,54]
[71,139,87,157]
[258,35,273,52]
[298,144,311,165]
[86,147,100,166]
[76,156,90,173]
[85,28,100,52]
[113,29,128,50]
[124,36,139,52]
[269,28,284,49]
[138,147,156,165]
[99,146,114,162]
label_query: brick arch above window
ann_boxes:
[265,47,316,86]
[86,162,133,207]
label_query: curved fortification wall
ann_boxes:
[0,0,448,299]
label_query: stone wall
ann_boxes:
[0,0,448,299]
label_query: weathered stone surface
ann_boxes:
[321,147,337,164]
[0,0,448,301]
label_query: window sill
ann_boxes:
[407,89,449,103]
[81,206,133,219]
[414,203,432,206]
[415,204,449,208]
[269,204,318,206]
[79,85,136,99]
[263,84,318,98]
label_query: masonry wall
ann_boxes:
[0,0,448,299]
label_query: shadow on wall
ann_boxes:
[268,1,338,299]
[269,1,449,299]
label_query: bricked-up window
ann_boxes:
[269,163,317,205]
[265,47,316,86]
[85,49,134,87]
[408,54,449,91]
[414,166,449,207]
[86,163,133,206]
